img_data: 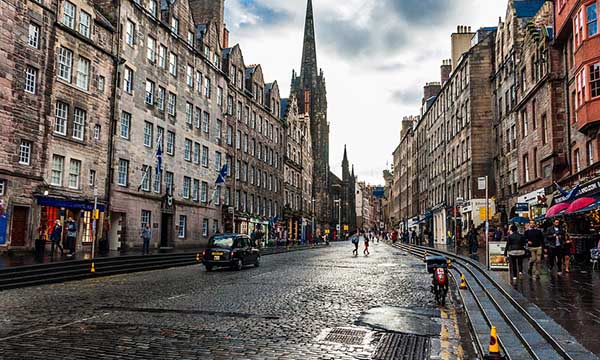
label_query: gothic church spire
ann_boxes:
[300,0,318,87]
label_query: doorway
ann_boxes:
[160,213,173,247]
[11,206,29,247]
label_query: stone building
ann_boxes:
[282,94,313,242]
[420,26,497,243]
[221,44,283,239]
[330,146,356,237]
[492,0,546,220]
[554,0,600,186]
[94,0,230,251]
[398,119,415,232]
[391,144,401,229]
[0,0,115,251]
[515,2,568,215]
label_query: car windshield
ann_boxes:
[209,235,234,248]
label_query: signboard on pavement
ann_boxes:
[488,241,509,270]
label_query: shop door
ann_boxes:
[11,206,29,247]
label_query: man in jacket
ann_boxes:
[504,225,527,280]
[524,220,544,278]
[50,220,64,257]
[545,219,565,275]
[141,223,152,255]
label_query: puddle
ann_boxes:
[355,306,441,337]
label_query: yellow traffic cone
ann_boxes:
[483,325,506,359]
[90,262,95,273]
[459,274,467,289]
[195,253,200,262]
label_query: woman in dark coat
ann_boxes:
[504,224,527,280]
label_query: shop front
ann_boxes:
[36,196,106,253]
[517,188,547,220]
[460,198,496,233]
[432,205,447,244]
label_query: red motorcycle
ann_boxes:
[426,255,449,306]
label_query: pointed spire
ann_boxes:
[351,165,355,179]
[342,144,348,164]
[300,0,318,87]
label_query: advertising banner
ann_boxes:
[488,241,509,270]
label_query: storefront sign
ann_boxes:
[488,241,509,270]
[515,203,529,212]
[554,179,600,204]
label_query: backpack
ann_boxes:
[352,236,359,244]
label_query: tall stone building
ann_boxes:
[291,0,343,234]
[492,0,546,220]
[282,94,313,242]
[0,0,115,250]
[330,146,356,236]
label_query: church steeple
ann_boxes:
[342,145,349,179]
[300,0,318,87]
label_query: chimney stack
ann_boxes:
[189,0,225,42]
[440,59,452,85]
[451,25,474,71]
[422,82,441,105]
[222,25,229,48]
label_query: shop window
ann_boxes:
[178,215,186,238]
[80,211,92,243]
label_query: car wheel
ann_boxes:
[254,256,260,267]
[205,265,213,272]
[235,259,243,271]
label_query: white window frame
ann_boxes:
[167,92,176,115]
[120,111,131,139]
[157,86,165,111]
[76,57,90,90]
[204,76,211,98]
[148,0,157,17]
[126,20,136,46]
[141,165,151,192]
[117,159,129,186]
[51,155,65,186]
[68,159,81,189]
[170,17,179,35]
[89,169,96,187]
[146,36,156,62]
[145,79,155,105]
[72,107,86,140]
[19,140,31,165]
[57,47,73,82]
[54,101,68,135]
[28,23,39,48]
[123,66,133,94]
[193,179,199,202]
[193,142,200,164]
[143,121,153,148]
[167,131,175,155]
[62,1,76,28]
[183,176,191,199]
[202,218,209,237]
[202,111,209,133]
[25,66,37,94]
[178,215,187,238]
[187,31,194,46]
[186,65,193,87]
[169,52,177,76]
[201,181,208,203]
[184,139,192,161]
[158,45,167,68]
[79,10,91,38]
[201,145,209,167]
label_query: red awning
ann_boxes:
[566,197,597,214]
[546,202,570,218]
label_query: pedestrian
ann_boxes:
[563,232,574,273]
[65,216,77,256]
[352,232,359,256]
[391,230,398,243]
[494,227,503,242]
[524,220,544,278]
[545,219,565,276]
[50,219,64,257]
[468,227,479,254]
[504,224,526,280]
[141,223,152,255]
[411,229,417,245]
[364,233,370,256]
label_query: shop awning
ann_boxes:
[545,202,570,218]
[566,197,600,214]
[37,197,105,211]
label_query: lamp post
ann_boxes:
[334,199,341,240]
[311,198,316,244]
[455,197,464,254]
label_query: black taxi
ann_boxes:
[202,234,260,271]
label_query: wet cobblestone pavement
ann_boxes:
[0,242,466,359]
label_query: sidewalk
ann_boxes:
[0,241,322,270]
[425,242,600,356]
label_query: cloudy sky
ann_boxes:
[224,0,507,185]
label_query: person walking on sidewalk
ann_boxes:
[504,225,526,280]
[524,220,544,278]
[545,219,565,276]
[50,220,64,257]
[364,233,370,256]
[141,223,152,255]
[65,217,77,256]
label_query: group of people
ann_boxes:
[48,217,78,257]
[351,230,378,256]
[503,219,576,280]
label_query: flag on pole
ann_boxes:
[156,133,163,176]
[208,164,228,205]
[215,164,228,185]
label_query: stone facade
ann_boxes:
[515,2,568,211]
[282,94,313,241]
[0,0,115,250]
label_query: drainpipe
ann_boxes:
[105,1,123,234]
[562,45,572,177]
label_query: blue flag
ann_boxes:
[215,164,228,184]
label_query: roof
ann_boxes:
[514,0,545,18]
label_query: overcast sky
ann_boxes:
[224,0,507,185]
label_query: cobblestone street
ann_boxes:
[0,242,464,359]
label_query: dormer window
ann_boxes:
[238,70,243,89]
[148,0,157,17]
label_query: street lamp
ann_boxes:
[455,196,464,254]
[333,199,341,240]
[311,198,316,244]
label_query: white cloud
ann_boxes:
[225,0,507,185]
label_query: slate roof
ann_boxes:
[514,0,545,18]
[280,98,289,120]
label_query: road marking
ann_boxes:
[167,294,185,300]
[0,314,108,341]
